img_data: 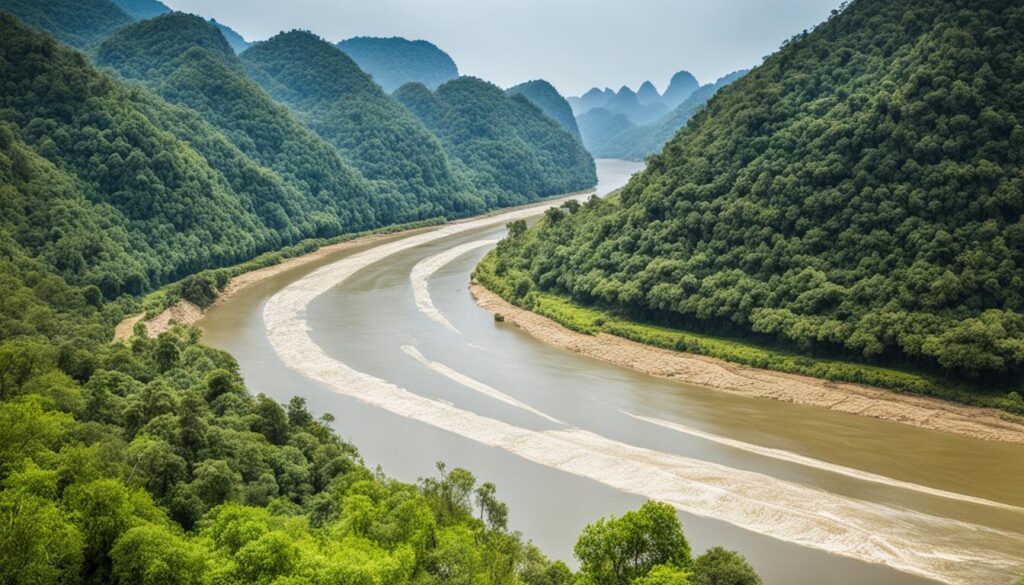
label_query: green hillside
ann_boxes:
[483,0,1024,398]
[209,18,250,53]
[394,77,597,205]
[337,36,459,93]
[96,14,390,228]
[242,31,488,218]
[506,79,582,139]
[0,0,132,48]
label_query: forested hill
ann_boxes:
[210,18,251,53]
[486,0,1024,388]
[242,31,491,218]
[96,14,395,229]
[337,36,459,93]
[506,80,582,139]
[0,0,132,48]
[394,77,597,205]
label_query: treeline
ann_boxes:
[484,0,1024,400]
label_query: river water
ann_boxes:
[199,160,1024,585]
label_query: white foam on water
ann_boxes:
[410,239,499,334]
[262,201,1024,585]
[402,344,562,424]
[624,411,1023,513]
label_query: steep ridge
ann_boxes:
[484,0,1024,402]
[242,31,487,218]
[337,36,459,93]
[96,13,387,229]
[393,77,596,205]
[110,0,169,20]
[506,79,582,139]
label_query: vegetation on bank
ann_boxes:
[486,0,1024,393]
[475,223,1024,415]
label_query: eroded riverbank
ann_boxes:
[470,284,1024,445]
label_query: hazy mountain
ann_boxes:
[209,18,250,53]
[584,70,746,159]
[636,80,661,104]
[576,107,635,154]
[337,36,459,93]
[660,69,699,108]
[395,77,595,204]
[506,79,582,139]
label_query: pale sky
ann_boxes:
[164,0,844,96]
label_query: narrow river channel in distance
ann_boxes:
[199,160,1024,585]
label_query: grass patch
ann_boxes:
[474,251,1024,415]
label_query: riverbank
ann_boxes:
[469,284,1024,445]
[114,190,597,341]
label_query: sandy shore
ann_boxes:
[470,284,1024,445]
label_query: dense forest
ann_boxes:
[241,30,493,218]
[484,0,1024,399]
[584,71,748,160]
[506,80,583,140]
[109,0,169,20]
[394,77,597,205]
[0,0,133,48]
[338,36,460,93]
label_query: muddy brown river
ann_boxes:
[199,160,1024,585]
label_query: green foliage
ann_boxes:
[242,30,488,220]
[574,501,691,585]
[507,79,583,139]
[395,77,597,205]
[488,0,1024,390]
[689,547,761,585]
[337,36,459,93]
[0,0,132,49]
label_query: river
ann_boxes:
[199,159,1024,585]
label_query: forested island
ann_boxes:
[479,0,1024,413]
[0,0,764,583]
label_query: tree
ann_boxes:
[574,501,692,585]
[689,547,760,585]
[0,490,83,585]
[110,524,209,585]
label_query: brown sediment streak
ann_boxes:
[262,203,1024,585]
[625,411,1022,512]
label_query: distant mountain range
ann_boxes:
[568,69,700,121]
[337,36,459,93]
[578,70,747,160]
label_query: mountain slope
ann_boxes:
[577,108,636,155]
[506,79,582,139]
[109,0,169,20]
[588,71,747,160]
[0,13,349,296]
[394,77,596,205]
[485,0,1024,387]
[209,18,251,53]
[337,36,459,93]
[661,70,699,108]
[0,0,132,48]
[96,13,387,229]
[243,31,486,218]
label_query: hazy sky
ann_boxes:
[164,0,843,96]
